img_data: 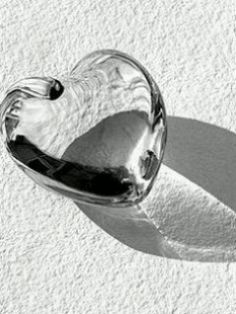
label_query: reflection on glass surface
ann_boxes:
[0,50,167,207]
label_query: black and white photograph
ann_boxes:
[0,1,236,313]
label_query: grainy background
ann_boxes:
[1,0,236,313]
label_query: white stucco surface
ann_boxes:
[1,0,236,313]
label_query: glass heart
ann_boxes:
[0,50,167,207]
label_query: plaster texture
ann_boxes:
[1,0,236,313]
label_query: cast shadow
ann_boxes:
[74,116,236,262]
[164,117,236,213]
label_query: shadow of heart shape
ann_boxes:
[75,116,236,262]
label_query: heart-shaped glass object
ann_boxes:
[0,50,167,207]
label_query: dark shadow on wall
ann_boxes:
[77,201,182,259]
[75,116,236,262]
[164,117,236,214]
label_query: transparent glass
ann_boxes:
[0,50,167,207]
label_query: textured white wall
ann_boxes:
[1,0,236,313]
